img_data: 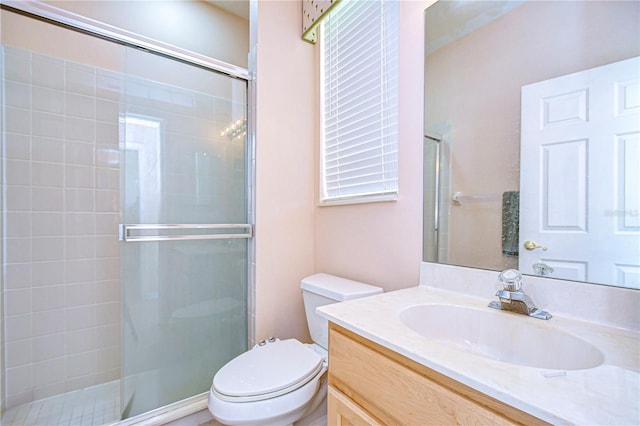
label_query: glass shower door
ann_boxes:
[119,46,249,418]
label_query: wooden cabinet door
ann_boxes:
[328,386,382,426]
[328,323,546,426]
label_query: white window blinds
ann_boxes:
[320,0,399,204]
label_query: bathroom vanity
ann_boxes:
[318,267,640,425]
[327,323,545,425]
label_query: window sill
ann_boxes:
[318,193,398,207]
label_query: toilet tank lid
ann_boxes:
[300,273,383,301]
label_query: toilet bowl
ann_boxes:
[208,339,328,425]
[208,273,383,426]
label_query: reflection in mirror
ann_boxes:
[423,0,640,289]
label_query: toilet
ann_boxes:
[208,273,383,426]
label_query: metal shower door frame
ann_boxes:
[0,0,257,358]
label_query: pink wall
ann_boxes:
[313,1,432,292]
[254,0,433,343]
[254,0,317,343]
[41,0,249,68]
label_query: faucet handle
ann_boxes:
[498,269,523,291]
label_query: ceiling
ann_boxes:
[425,0,526,55]
[205,0,249,20]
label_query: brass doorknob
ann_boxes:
[524,241,547,251]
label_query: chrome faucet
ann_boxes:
[488,269,552,320]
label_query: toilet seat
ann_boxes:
[213,339,323,403]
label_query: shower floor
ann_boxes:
[1,380,120,426]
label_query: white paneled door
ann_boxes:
[520,56,640,288]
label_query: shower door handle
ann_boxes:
[119,224,252,242]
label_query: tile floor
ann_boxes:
[1,383,328,426]
[0,380,120,426]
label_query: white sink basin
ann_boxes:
[400,304,604,370]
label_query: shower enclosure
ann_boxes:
[1,3,252,424]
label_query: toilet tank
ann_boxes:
[300,273,383,349]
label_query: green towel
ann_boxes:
[502,191,519,256]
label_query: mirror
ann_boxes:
[423,0,639,289]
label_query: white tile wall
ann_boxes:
[2,46,122,409]
[2,44,246,414]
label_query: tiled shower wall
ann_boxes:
[2,46,122,409]
[2,44,247,411]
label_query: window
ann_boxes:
[320,0,399,205]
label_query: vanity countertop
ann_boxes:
[317,286,640,425]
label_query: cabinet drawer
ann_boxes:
[329,324,540,425]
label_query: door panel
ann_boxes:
[520,56,640,288]
[542,139,586,230]
[120,46,249,418]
